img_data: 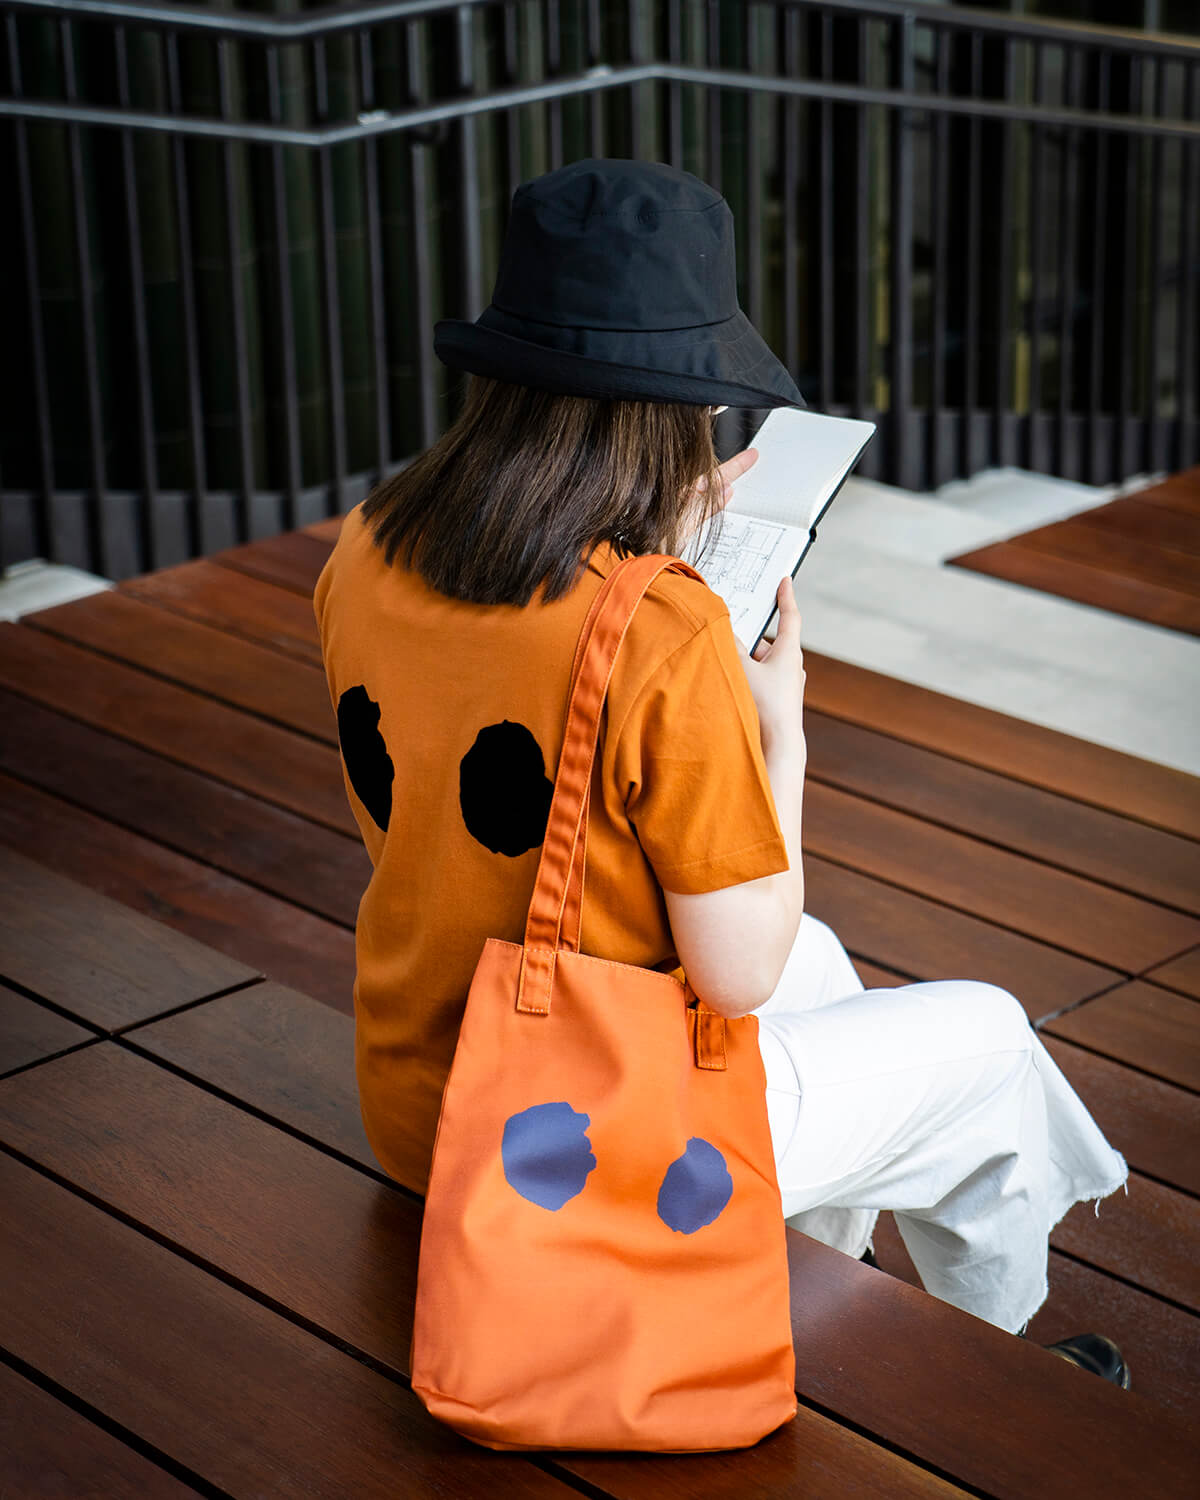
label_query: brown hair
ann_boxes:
[359,375,728,606]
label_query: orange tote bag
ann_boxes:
[410,553,797,1453]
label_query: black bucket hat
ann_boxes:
[433,157,806,410]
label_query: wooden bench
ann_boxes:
[2,517,1198,1495]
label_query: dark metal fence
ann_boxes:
[1,0,1197,579]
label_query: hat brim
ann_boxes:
[433,308,806,410]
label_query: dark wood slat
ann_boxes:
[805,857,1122,1024]
[1050,1170,1200,1313]
[120,559,324,664]
[1128,469,1200,517]
[804,782,1200,974]
[24,589,337,742]
[850,958,912,990]
[128,980,376,1171]
[0,980,96,1076]
[803,652,1200,840]
[807,711,1200,917]
[0,772,355,1014]
[210,530,333,596]
[870,1214,1200,1427]
[1044,982,1200,1093]
[0,846,258,1030]
[0,688,368,928]
[0,1044,967,1499]
[1013,514,1200,595]
[947,539,1200,637]
[0,1362,202,1499]
[1073,495,1200,556]
[5,1040,1188,1498]
[0,1154,579,1500]
[1044,1034,1200,1197]
[302,516,346,543]
[1145,944,1200,1001]
[0,623,354,837]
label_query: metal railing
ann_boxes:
[1,0,1197,578]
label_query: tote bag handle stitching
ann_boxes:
[516,554,705,1015]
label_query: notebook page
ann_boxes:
[681,512,807,645]
[725,408,877,529]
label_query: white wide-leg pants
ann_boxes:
[754,913,1129,1333]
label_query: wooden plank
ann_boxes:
[1043,1034,1200,1197]
[802,651,1200,840]
[1145,944,1200,1000]
[0,1362,202,1499]
[1073,495,1200,556]
[120,559,323,664]
[1013,515,1200,595]
[4,1040,1186,1499]
[1128,469,1200,517]
[804,782,1200,974]
[806,711,1200,917]
[0,1155,580,1500]
[128,980,377,1172]
[805,856,1122,1023]
[210,531,333,596]
[0,771,355,1014]
[0,623,354,837]
[1050,1170,1200,1313]
[23,589,337,742]
[0,1045,966,1499]
[1044,981,1200,1093]
[851,958,913,990]
[301,516,346,543]
[0,687,368,928]
[0,979,96,1076]
[947,539,1200,637]
[0,845,258,1030]
[870,1214,1200,1427]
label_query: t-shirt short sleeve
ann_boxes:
[613,609,791,895]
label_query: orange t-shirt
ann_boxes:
[313,503,790,1192]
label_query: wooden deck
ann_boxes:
[947,464,1200,636]
[1,512,1198,1497]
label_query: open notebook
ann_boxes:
[680,407,876,652]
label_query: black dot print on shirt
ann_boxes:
[336,684,393,832]
[460,720,554,857]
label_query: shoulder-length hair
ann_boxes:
[359,374,728,606]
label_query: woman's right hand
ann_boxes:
[733,576,806,754]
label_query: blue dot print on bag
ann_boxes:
[657,1138,734,1233]
[502,1102,597,1210]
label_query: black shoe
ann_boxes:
[1041,1332,1131,1389]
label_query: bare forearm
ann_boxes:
[761,727,806,953]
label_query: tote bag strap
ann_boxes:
[517,552,706,1016]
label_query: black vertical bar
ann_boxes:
[1144,58,1166,474]
[501,4,521,204]
[1086,52,1109,483]
[217,36,255,541]
[586,0,603,157]
[313,39,347,513]
[61,17,109,574]
[962,33,981,475]
[114,23,158,572]
[628,0,645,160]
[454,5,484,318]
[930,25,949,484]
[993,37,1014,468]
[890,14,915,488]
[6,13,55,560]
[819,13,834,410]
[1177,64,1198,472]
[407,20,437,449]
[745,2,763,335]
[266,43,302,526]
[1026,43,1044,473]
[854,17,869,421]
[706,0,721,192]
[165,30,208,556]
[1116,58,1141,480]
[667,0,682,167]
[357,31,390,488]
[1056,49,1080,478]
[545,0,563,169]
[782,5,800,382]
